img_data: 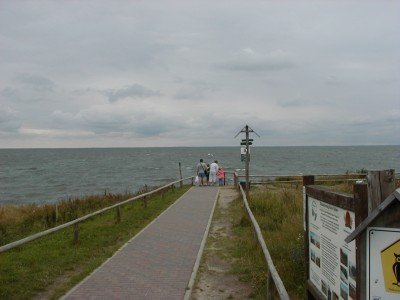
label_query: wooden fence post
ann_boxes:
[73,223,79,244]
[143,196,147,208]
[179,162,183,188]
[302,175,314,300]
[191,177,194,186]
[55,204,59,223]
[353,182,368,300]
[115,206,121,223]
[367,169,395,214]
[234,173,238,190]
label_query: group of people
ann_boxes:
[195,159,225,186]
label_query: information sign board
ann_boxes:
[366,227,400,300]
[308,197,357,300]
[240,147,250,162]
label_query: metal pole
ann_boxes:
[245,125,250,199]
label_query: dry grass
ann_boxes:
[0,185,159,246]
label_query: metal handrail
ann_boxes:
[0,177,194,253]
[234,173,290,299]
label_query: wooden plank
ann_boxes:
[306,185,355,211]
[345,189,400,243]
[367,169,396,213]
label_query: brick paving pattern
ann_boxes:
[63,186,218,300]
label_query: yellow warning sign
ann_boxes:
[380,239,400,294]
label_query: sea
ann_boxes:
[0,146,399,205]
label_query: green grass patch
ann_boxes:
[248,187,304,299]
[226,196,268,298]
[0,185,190,299]
[0,188,153,246]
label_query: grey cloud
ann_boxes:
[277,99,303,107]
[174,81,217,100]
[0,107,21,132]
[52,106,185,138]
[15,74,55,91]
[104,84,160,102]
[215,60,295,72]
[0,1,399,147]
[1,87,18,99]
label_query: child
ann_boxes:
[216,167,225,186]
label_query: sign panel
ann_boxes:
[308,197,357,300]
[367,227,400,300]
[240,147,250,162]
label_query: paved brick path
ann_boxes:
[63,187,218,300]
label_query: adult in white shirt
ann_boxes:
[209,160,219,186]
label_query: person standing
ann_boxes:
[209,160,219,186]
[196,159,208,186]
[217,166,225,186]
[205,164,210,185]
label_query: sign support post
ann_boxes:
[235,124,260,199]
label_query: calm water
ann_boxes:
[0,146,398,205]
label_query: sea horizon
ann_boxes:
[1,145,399,205]
[1,144,399,150]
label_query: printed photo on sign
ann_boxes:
[311,249,320,267]
[321,280,328,295]
[340,265,348,284]
[349,282,356,300]
[340,248,349,267]
[344,210,353,229]
[311,200,318,221]
[310,231,320,249]
[340,281,349,300]
[349,261,356,281]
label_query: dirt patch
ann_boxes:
[32,267,83,300]
[191,187,253,299]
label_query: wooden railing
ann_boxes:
[226,172,365,185]
[229,172,400,186]
[0,177,194,253]
[233,172,290,300]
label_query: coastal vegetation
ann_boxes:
[0,185,190,299]
[247,185,305,298]
[230,180,358,299]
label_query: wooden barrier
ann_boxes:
[237,181,290,299]
[0,177,194,253]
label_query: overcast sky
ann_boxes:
[0,1,399,148]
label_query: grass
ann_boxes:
[0,185,190,300]
[220,194,268,298]
[0,191,141,246]
[248,186,304,299]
